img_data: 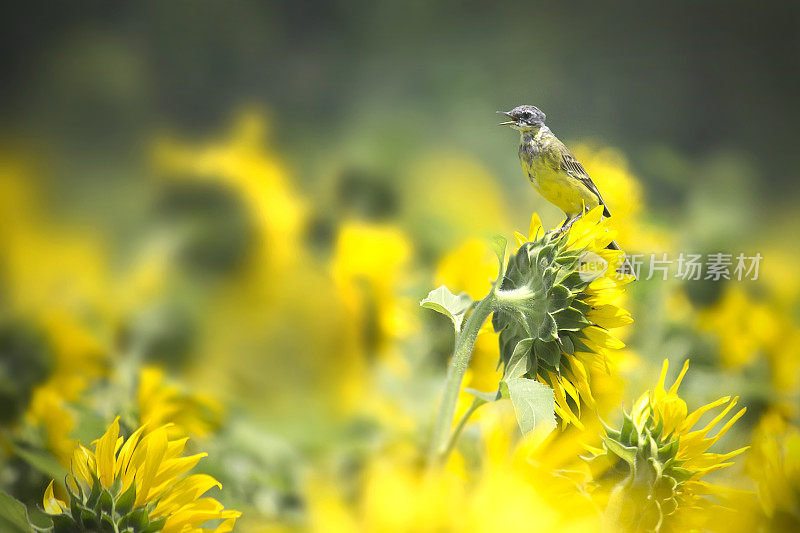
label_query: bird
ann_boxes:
[498,105,633,275]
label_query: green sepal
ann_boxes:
[657,439,680,462]
[552,308,590,331]
[115,483,137,516]
[119,508,149,530]
[98,488,114,515]
[559,335,574,355]
[619,415,635,444]
[537,313,558,342]
[85,472,102,509]
[100,514,117,530]
[49,515,74,532]
[533,339,560,369]
[141,516,168,533]
[547,284,572,312]
[668,467,695,483]
[603,438,637,465]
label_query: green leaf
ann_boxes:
[0,491,32,533]
[420,285,473,332]
[13,445,67,482]
[491,235,507,276]
[504,338,533,379]
[500,378,556,438]
[71,406,110,446]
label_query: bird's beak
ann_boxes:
[496,110,515,126]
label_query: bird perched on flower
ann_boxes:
[498,105,632,274]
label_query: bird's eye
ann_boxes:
[522,111,532,119]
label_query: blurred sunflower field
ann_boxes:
[1,3,800,532]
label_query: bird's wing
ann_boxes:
[558,144,611,218]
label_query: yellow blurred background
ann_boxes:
[1,2,800,531]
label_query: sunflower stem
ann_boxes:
[442,397,484,459]
[428,292,495,467]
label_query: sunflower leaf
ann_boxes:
[12,445,67,483]
[0,491,32,533]
[420,285,473,332]
[504,338,533,379]
[490,235,507,277]
[499,378,556,438]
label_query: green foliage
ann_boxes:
[490,235,507,275]
[12,446,67,485]
[499,378,556,437]
[0,491,33,533]
[421,285,473,332]
[0,320,53,426]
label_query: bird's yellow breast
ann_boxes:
[522,157,600,217]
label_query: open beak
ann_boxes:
[496,110,515,126]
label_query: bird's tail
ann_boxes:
[606,239,635,278]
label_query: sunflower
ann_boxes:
[587,359,747,532]
[137,366,223,439]
[41,417,240,533]
[491,206,633,428]
[746,411,800,530]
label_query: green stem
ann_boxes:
[428,292,495,466]
[442,398,484,459]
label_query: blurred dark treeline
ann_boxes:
[1,0,798,210]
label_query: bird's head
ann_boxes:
[497,105,546,131]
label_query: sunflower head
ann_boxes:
[492,207,632,427]
[41,417,239,533]
[587,359,747,532]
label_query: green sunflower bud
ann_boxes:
[588,359,747,533]
[589,408,689,533]
[492,231,598,379]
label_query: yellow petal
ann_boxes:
[528,213,543,241]
[668,359,691,395]
[583,326,625,350]
[117,424,148,490]
[154,474,222,517]
[152,453,208,491]
[587,305,633,329]
[43,480,67,515]
[95,416,120,487]
[135,427,169,507]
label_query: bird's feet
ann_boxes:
[554,216,578,235]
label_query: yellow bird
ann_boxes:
[499,104,632,274]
